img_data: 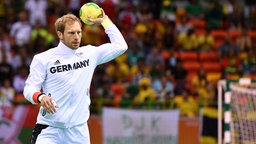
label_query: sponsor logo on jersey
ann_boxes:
[50,59,89,74]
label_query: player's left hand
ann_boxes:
[86,8,108,24]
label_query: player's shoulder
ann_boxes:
[80,44,96,49]
[33,47,57,60]
[78,44,99,52]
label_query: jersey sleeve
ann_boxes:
[23,55,46,104]
[95,23,128,65]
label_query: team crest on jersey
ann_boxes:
[75,52,84,58]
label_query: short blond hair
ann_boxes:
[54,13,82,33]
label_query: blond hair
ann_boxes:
[54,13,82,33]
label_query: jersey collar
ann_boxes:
[57,41,77,54]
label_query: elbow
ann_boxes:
[121,41,128,52]
[123,42,128,51]
[23,87,29,100]
[120,44,128,54]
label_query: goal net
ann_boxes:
[218,78,256,144]
[230,83,256,144]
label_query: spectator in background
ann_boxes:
[44,24,58,49]
[30,21,50,53]
[0,78,15,107]
[171,89,198,118]
[100,0,118,20]
[249,50,256,74]
[0,44,12,64]
[204,0,224,29]
[92,67,114,108]
[160,0,176,22]
[136,2,153,24]
[13,65,29,94]
[204,83,217,107]
[177,28,198,51]
[0,49,13,85]
[228,21,243,32]
[191,68,215,107]
[24,0,48,26]
[246,5,256,29]
[133,77,156,109]
[4,8,16,32]
[11,46,32,72]
[106,59,129,82]
[134,3,154,53]
[236,29,252,52]
[145,0,162,20]
[47,1,69,26]
[133,18,148,51]
[131,58,151,83]
[127,43,145,66]
[120,83,139,108]
[240,49,256,75]
[227,2,244,30]
[222,0,237,16]
[165,49,178,72]
[218,36,239,58]
[171,60,188,95]
[0,1,7,23]
[197,28,214,51]
[185,0,204,19]
[0,27,11,52]
[118,2,137,29]
[191,68,208,95]
[220,48,241,77]
[244,0,256,19]
[150,62,165,80]
[175,16,193,34]
[226,1,244,31]
[67,0,82,17]
[153,74,174,102]
[162,20,176,49]
[110,79,126,107]
[146,46,164,69]
[10,10,32,47]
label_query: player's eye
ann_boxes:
[68,31,81,35]
[68,32,75,35]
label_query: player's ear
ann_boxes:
[57,31,63,40]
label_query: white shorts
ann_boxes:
[34,123,90,144]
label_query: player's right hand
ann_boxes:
[87,8,108,24]
[41,95,59,114]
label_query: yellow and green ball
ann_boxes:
[79,2,103,25]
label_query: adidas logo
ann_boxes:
[54,60,61,65]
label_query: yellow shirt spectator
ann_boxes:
[171,90,198,117]
[197,32,214,51]
[133,77,156,104]
[178,29,198,51]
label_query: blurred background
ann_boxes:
[0,0,256,144]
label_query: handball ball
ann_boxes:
[79,2,103,25]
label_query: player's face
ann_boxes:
[60,21,82,49]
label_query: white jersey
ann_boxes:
[23,24,127,128]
